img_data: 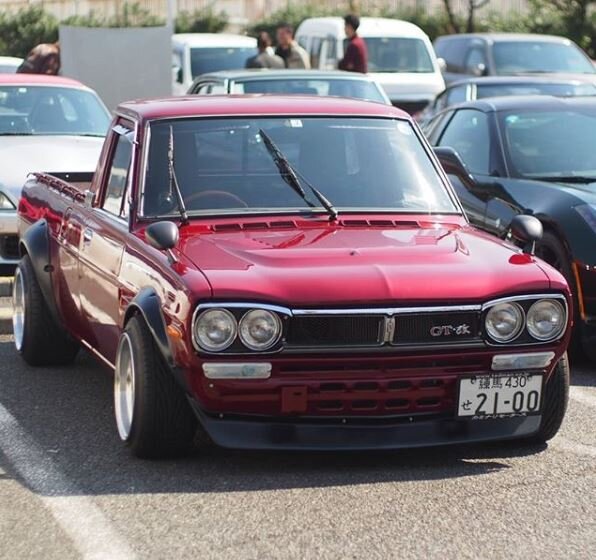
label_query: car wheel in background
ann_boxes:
[532,352,570,443]
[115,315,197,459]
[13,254,79,366]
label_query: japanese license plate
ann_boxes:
[457,374,543,418]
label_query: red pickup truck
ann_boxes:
[14,96,571,458]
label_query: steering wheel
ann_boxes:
[184,190,248,209]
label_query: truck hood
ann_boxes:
[0,135,104,201]
[177,221,553,306]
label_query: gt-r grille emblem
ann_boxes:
[430,324,472,337]
[382,317,396,343]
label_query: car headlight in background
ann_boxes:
[194,308,237,352]
[0,192,15,210]
[239,309,282,351]
[575,204,596,233]
[526,299,566,341]
[485,302,524,343]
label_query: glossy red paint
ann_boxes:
[17,96,572,449]
[0,73,88,88]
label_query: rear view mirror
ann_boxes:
[145,221,179,263]
[510,215,543,255]
[433,146,476,186]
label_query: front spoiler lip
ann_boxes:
[190,403,541,451]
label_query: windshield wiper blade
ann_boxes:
[531,175,596,184]
[167,125,189,225]
[258,128,338,221]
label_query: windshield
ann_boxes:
[499,109,596,179]
[0,85,110,136]
[477,82,596,99]
[142,117,458,217]
[233,78,387,103]
[361,38,434,73]
[493,41,595,75]
[190,47,257,78]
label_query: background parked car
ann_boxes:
[172,33,257,95]
[0,74,110,273]
[0,56,24,73]
[188,69,390,104]
[417,75,596,126]
[434,33,596,84]
[426,95,596,358]
[296,17,444,113]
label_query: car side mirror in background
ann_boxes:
[172,66,183,84]
[437,57,447,73]
[473,62,488,77]
[433,146,476,185]
[510,215,543,255]
[145,221,179,263]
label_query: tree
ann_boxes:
[442,0,491,33]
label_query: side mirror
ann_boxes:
[145,221,179,263]
[433,146,476,187]
[437,57,447,73]
[510,215,543,255]
[472,62,488,77]
[176,67,183,84]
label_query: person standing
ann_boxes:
[338,14,368,73]
[275,24,310,69]
[17,42,60,75]
[246,32,285,69]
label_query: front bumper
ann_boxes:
[191,404,541,450]
[0,211,19,270]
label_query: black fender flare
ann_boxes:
[19,219,63,326]
[124,289,191,393]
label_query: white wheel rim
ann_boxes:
[13,268,25,351]
[114,333,135,441]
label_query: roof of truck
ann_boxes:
[117,95,408,121]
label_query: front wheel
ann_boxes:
[533,353,570,443]
[114,315,197,458]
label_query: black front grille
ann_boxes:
[0,235,19,260]
[394,312,480,345]
[287,315,383,347]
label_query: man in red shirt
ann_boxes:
[338,14,368,74]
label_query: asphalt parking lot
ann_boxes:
[0,295,594,560]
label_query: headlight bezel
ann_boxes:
[191,304,289,354]
[482,295,568,346]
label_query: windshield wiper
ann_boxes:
[258,128,338,221]
[0,132,33,136]
[167,125,189,225]
[529,175,596,184]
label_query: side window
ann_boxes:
[103,131,133,218]
[446,85,468,106]
[322,37,338,68]
[425,110,453,144]
[438,109,490,174]
[465,47,488,75]
[310,37,322,68]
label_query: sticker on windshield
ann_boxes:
[397,122,412,135]
[288,119,303,128]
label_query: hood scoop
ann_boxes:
[211,218,421,233]
[211,220,297,232]
[340,218,421,228]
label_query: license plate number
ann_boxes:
[458,374,543,418]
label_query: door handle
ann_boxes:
[82,228,93,245]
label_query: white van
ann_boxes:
[172,33,257,95]
[296,17,445,114]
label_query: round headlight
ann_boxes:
[485,302,524,343]
[239,309,282,351]
[194,309,237,352]
[527,299,566,341]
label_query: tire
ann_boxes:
[114,314,196,459]
[533,353,570,443]
[13,254,79,366]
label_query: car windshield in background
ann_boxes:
[361,38,434,73]
[477,82,596,99]
[233,78,387,103]
[493,41,595,75]
[190,47,257,78]
[0,86,110,136]
[499,109,596,179]
[143,117,458,217]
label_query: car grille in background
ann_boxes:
[0,235,19,260]
[393,100,429,114]
[285,311,480,349]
